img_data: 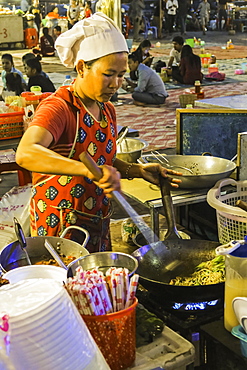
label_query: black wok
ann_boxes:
[132,177,223,304]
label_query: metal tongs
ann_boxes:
[116,126,129,147]
[151,151,194,174]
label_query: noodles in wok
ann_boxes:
[169,255,225,286]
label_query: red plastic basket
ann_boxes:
[0,110,24,140]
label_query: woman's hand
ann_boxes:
[139,163,182,188]
[89,165,121,198]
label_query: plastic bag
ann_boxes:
[0,185,32,252]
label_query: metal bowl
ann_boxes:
[117,138,148,163]
[67,252,138,278]
[139,154,236,189]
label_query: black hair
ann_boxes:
[54,25,61,32]
[22,53,42,63]
[26,58,42,74]
[2,53,14,64]
[172,36,184,45]
[181,44,200,68]
[86,0,91,6]
[43,27,49,36]
[6,72,24,95]
[139,39,151,49]
[128,53,139,63]
[84,57,100,69]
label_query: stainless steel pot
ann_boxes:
[117,138,148,163]
[139,154,236,188]
[0,226,90,273]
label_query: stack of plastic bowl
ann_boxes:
[0,279,110,370]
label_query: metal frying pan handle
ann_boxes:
[159,176,182,240]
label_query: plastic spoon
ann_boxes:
[44,239,67,270]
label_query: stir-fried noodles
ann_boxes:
[169,255,225,286]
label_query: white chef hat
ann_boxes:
[55,12,128,68]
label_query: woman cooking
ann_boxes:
[16,13,181,253]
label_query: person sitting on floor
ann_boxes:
[125,53,168,106]
[1,53,26,91]
[130,39,154,81]
[6,73,25,96]
[172,44,203,85]
[53,25,62,40]
[40,27,55,57]
[25,58,56,92]
[22,53,49,79]
[167,36,184,78]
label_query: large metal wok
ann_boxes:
[0,226,89,273]
[139,154,236,189]
[132,177,223,305]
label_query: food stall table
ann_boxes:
[200,319,247,369]
[0,15,24,46]
[121,178,209,237]
[194,94,247,109]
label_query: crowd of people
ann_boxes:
[125,0,229,40]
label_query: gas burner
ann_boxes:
[136,289,223,331]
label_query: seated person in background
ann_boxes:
[130,39,154,80]
[6,73,25,96]
[25,58,56,92]
[1,53,26,90]
[167,36,184,68]
[22,53,49,79]
[132,39,153,67]
[167,36,184,78]
[53,25,62,40]
[46,6,59,19]
[126,53,168,106]
[209,55,217,64]
[40,27,55,57]
[172,44,203,85]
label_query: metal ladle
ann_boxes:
[151,151,194,174]
[44,239,67,270]
[13,217,32,265]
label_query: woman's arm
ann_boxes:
[113,158,182,188]
[16,125,122,197]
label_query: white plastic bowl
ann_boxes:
[3,265,67,284]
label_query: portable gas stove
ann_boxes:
[137,289,223,367]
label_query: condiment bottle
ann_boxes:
[194,80,201,94]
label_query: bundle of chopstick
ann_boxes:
[65,267,139,316]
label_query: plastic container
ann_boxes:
[186,38,194,48]
[132,326,195,370]
[208,66,219,73]
[232,325,247,357]
[207,179,247,244]
[3,265,67,284]
[30,85,42,95]
[63,75,73,86]
[0,110,24,140]
[24,94,40,110]
[82,298,138,370]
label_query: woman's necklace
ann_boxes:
[74,92,107,127]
